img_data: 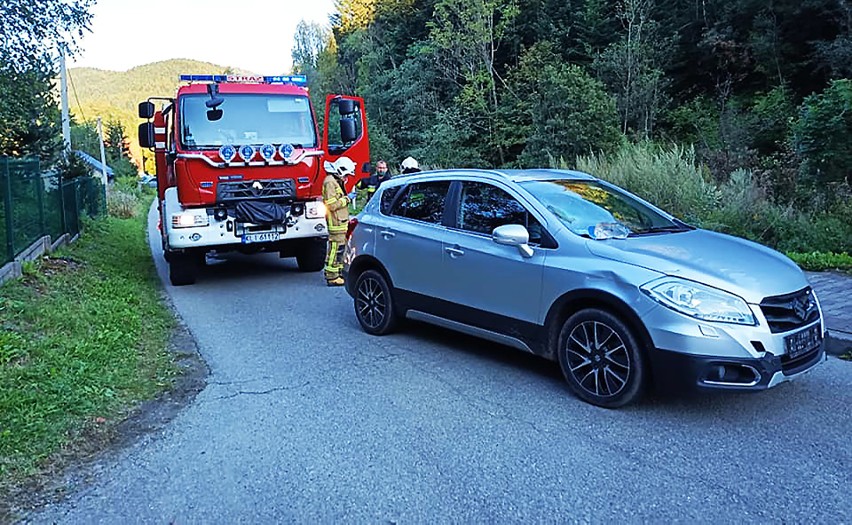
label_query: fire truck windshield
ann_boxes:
[180,94,316,149]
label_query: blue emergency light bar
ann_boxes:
[179,74,308,86]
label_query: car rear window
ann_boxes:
[391,181,451,224]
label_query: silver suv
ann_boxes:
[343,169,825,407]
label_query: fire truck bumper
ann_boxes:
[167,215,327,249]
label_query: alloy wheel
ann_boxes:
[565,320,631,398]
[356,276,387,330]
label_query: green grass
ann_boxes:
[0,210,176,491]
[786,251,852,272]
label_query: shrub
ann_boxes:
[575,141,715,223]
[792,79,852,190]
[107,189,139,219]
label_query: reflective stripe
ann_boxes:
[326,241,338,266]
[328,224,347,233]
[155,141,166,149]
[154,127,166,133]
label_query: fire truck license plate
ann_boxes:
[242,232,281,244]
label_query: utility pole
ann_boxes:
[59,46,71,152]
[96,117,109,190]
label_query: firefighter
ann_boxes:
[322,156,356,286]
[358,159,391,201]
[400,156,421,174]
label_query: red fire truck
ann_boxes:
[138,74,370,285]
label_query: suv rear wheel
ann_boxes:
[354,269,398,335]
[557,308,645,408]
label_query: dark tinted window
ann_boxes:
[391,181,451,224]
[380,185,403,215]
[458,182,543,244]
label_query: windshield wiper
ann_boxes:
[631,225,691,235]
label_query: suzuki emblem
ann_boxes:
[792,295,812,321]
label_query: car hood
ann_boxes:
[585,229,808,303]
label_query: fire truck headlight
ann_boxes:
[305,201,326,219]
[172,212,210,228]
[260,144,276,161]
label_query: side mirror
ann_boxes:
[338,99,356,115]
[340,117,357,143]
[138,122,155,148]
[138,101,155,119]
[492,224,534,258]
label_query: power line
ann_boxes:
[66,67,87,123]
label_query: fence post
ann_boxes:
[3,159,14,262]
[36,161,45,237]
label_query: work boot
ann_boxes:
[326,277,345,287]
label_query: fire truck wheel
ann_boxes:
[296,240,326,272]
[168,253,198,286]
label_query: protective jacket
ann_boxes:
[322,173,349,236]
[322,173,349,282]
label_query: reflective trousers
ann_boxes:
[324,233,345,281]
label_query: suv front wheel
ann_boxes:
[557,309,645,408]
[353,269,398,335]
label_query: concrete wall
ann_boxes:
[0,233,78,286]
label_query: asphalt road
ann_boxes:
[26,204,852,523]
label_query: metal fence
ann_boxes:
[1,156,105,266]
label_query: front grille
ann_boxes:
[217,179,296,203]
[780,345,821,374]
[759,287,820,334]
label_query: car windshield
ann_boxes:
[180,94,316,149]
[520,179,686,239]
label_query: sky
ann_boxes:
[70,0,337,73]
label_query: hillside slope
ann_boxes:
[66,59,254,170]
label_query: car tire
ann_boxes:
[296,239,326,272]
[354,269,398,335]
[557,308,645,408]
[168,253,197,286]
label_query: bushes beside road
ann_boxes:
[573,142,852,272]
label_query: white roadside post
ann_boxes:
[96,117,109,204]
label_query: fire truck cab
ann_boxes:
[138,74,369,286]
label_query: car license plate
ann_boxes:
[241,232,281,244]
[784,324,821,359]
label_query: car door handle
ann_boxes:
[380,231,395,239]
[445,246,465,258]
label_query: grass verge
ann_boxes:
[786,251,852,273]
[0,209,176,501]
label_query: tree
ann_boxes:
[0,66,61,159]
[792,79,852,187]
[593,0,670,138]
[498,42,622,166]
[292,21,330,77]
[0,0,94,73]
[0,0,94,161]
[427,0,519,164]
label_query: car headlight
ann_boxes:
[641,277,756,325]
[305,201,327,219]
[171,212,209,228]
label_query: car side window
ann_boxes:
[380,185,403,215]
[458,182,544,244]
[390,181,451,224]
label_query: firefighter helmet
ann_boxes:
[334,156,357,177]
[401,156,419,171]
